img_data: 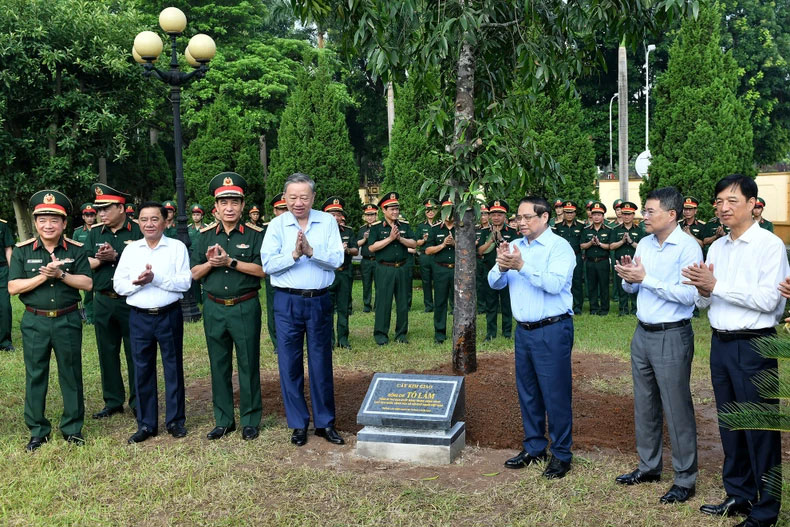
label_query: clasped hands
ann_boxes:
[132,263,154,286]
[495,241,523,271]
[614,255,645,284]
[291,230,314,260]
[94,242,118,263]
[39,252,69,279]
[206,244,233,267]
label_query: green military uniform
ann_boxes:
[323,197,356,349]
[10,190,90,443]
[86,184,141,415]
[125,203,136,221]
[552,201,585,314]
[478,199,520,340]
[754,198,774,232]
[0,217,16,349]
[192,172,263,430]
[475,213,489,314]
[263,194,287,351]
[188,203,207,306]
[548,198,564,228]
[357,203,379,313]
[415,199,440,312]
[426,217,456,343]
[582,202,613,316]
[163,200,177,238]
[611,202,645,315]
[607,199,624,303]
[370,192,415,345]
[702,216,729,258]
[71,203,96,325]
[247,204,264,228]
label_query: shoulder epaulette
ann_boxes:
[245,221,263,232]
[263,222,270,226]
[697,220,706,225]
[15,237,35,247]
[400,220,410,224]
[132,219,139,224]
[200,222,218,233]
[0,218,7,223]
[65,237,84,247]
[371,221,382,226]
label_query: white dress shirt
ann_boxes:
[695,221,789,330]
[261,209,344,290]
[113,235,192,309]
[622,224,702,324]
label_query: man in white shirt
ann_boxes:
[682,174,788,527]
[113,202,192,444]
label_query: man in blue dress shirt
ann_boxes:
[614,187,702,505]
[488,196,576,479]
[261,173,345,447]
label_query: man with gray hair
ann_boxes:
[614,187,702,505]
[261,173,345,447]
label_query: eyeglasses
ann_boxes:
[515,213,540,222]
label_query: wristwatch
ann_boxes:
[229,259,238,269]
[59,270,67,280]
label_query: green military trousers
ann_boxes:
[571,254,584,314]
[586,257,610,315]
[203,298,262,428]
[373,263,411,345]
[418,253,434,312]
[331,269,352,348]
[432,263,454,343]
[21,310,84,437]
[360,257,375,312]
[93,293,136,411]
[264,277,277,351]
[0,266,11,348]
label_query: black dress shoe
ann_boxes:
[291,428,308,446]
[700,497,752,517]
[615,468,661,485]
[127,427,158,444]
[735,517,777,527]
[504,450,548,469]
[542,455,572,479]
[660,484,695,504]
[25,435,49,452]
[0,345,15,351]
[167,424,188,438]
[242,426,259,441]
[315,426,345,445]
[92,406,124,419]
[206,424,236,440]
[63,433,85,446]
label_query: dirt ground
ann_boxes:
[188,351,725,471]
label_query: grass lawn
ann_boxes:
[0,281,782,526]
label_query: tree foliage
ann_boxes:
[642,2,754,219]
[267,54,361,213]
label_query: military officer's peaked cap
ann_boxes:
[562,201,578,212]
[683,196,699,208]
[91,183,129,207]
[585,199,594,209]
[590,202,607,214]
[248,204,259,214]
[80,203,96,214]
[163,200,176,211]
[480,204,489,213]
[191,203,204,214]
[620,201,637,213]
[487,199,509,213]
[755,197,766,208]
[362,203,379,214]
[209,172,247,199]
[613,199,624,209]
[30,190,72,217]
[553,198,564,207]
[125,203,136,214]
[423,198,438,208]
[441,199,453,208]
[270,193,287,209]
[379,192,400,208]
[322,196,345,213]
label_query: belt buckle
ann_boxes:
[224,298,234,306]
[149,307,160,314]
[394,262,401,267]
[47,310,57,318]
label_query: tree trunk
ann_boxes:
[317,26,325,49]
[386,82,395,143]
[98,156,107,184]
[149,127,159,146]
[12,195,32,241]
[259,134,268,177]
[451,29,478,375]
[617,40,629,200]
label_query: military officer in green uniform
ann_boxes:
[475,204,490,313]
[188,203,208,305]
[424,199,456,344]
[248,204,264,227]
[548,198,564,227]
[609,201,644,315]
[754,197,774,232]
[261,194,288,352]
[322,197,357,349]
[607,199,624,303]
[125,203,136,222]
[369,192,417,345]
[552,201,585,314]
[163,200,177,238]
[9,190,93,451]
[415,198,441,312]
[0,213,15,351]
[680,196,705,250]
[71,203,97,326]
[356,203,378,313]
[477,199,520,340]
[86,183,141,419]
[580,202,613,316]
[191,172,265,441]
[702,198,729,256]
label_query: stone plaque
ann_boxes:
[356,373,465,430]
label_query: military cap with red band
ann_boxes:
[620,201,637,213]
[590,202,607,214]
[91,183,129,207]
[270,193,287,209]
[322,196,345,213]
[755,197,766,208]
[487,199,509,213]
[362,203,379,214]
[191,203,204,214]
[683,196,699,208]
[80,203,96,214]
[562,200,578,212]
[209,171,247,199]
[378,192,400,208]
[30,189,72,217]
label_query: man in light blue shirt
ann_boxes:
[613,187,701,505]
[488,196,575,479]
[261,173,345,447]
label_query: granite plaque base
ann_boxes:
[356,422,466,465]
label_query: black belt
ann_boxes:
[712,327,776,342]
[275,287,329,298]
[206,291,258,306]
[99,290,123,299]
[638,319,691,332]
[131,301,180,316]
[518,313,571,331]
[436,262,455,268]
[26,304,79,318]
[588,256,608,263]
[364,256,375,261]
[378,260,407,267]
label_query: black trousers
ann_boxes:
[710,332,781,521]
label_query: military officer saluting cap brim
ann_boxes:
[86,183,142,420]
[9,190,93,451]
[191,172,266,441]
[368,192,417,345]
[323,197,358,349]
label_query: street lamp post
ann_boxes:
[133,7,216,323]
[608,92,618,174]
[645,44,656,152]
